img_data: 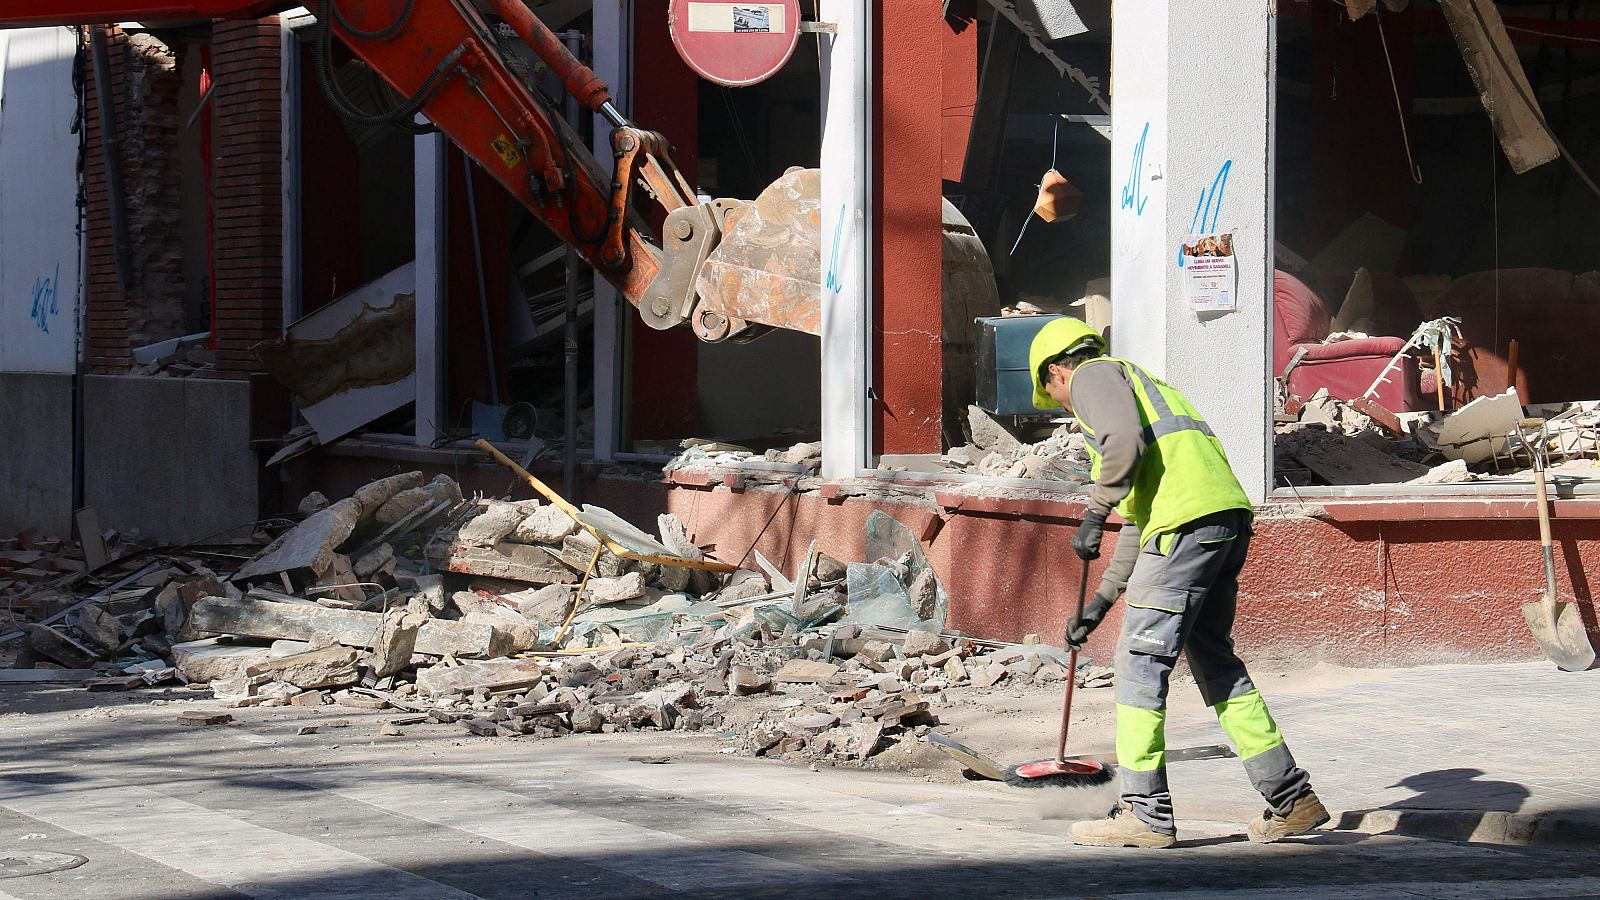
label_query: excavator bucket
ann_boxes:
[693,168,822,339]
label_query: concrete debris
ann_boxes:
[513,505,578,545]
[944,423,1092,482]
[1273,386,1561,487]
[0,470,1077,776]
[457,501,527,548]
[966,405,1022,455]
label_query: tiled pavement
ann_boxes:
[1164,662,1600,831]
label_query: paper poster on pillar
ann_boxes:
[1180,233,1237,313]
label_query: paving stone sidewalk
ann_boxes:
[1163,662,1600,846]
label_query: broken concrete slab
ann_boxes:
[415,657,545,697]
[311,554,364,606]
[560,530,625,578]
[353,543,395,580]
[901,629,950,658]
[501,584,573,626]
[188,597,512,658]
[458,501,528,548]
[729,664,771,695]
[75,603,123,652]
[462,609,541,651]
[513,505,579,545]
[967,404,1022,455]
[233,498,363,582]
[171,638,275,683]
[245,646,361,690]
[447,544,579,585]
[25,625,101,669]
[368,608,425,677]
[374,475,462,526]
[773,659,840,683]
[586,571,646,605]
[1408,459,1477,485]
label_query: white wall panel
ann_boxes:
[0,27,81,375]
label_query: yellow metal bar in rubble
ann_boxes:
[473,439,737,574]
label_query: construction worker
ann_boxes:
[1028,317,1328,849]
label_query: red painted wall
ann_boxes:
[283,444,1593,667]
[627,0,701,442]
[872,2,953,455]
[941,11,978,183]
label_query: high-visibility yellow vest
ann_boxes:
[1070,357,1251,549]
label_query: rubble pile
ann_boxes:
[664,439,823,477]
[0,534,93,624]
[1275,388,1600,486]
[2,472,1089,769]
[939,406,1091,481]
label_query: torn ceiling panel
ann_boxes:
[1000,0,1107,40]
[254,261,417,443]
[983,0,1108,114]
[1438,0,1559,174]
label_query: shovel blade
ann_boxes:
[1522,595,1595,672]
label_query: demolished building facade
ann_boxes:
[3,1,1600,667]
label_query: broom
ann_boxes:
[1003,558,1114,789]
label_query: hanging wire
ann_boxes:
[1375,9,1424,183]
[1009,118,1061,256]
[1450,0,1600,202]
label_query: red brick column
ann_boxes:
[209,18,283,380]
[82,27,186,373]
[872,4,974,455]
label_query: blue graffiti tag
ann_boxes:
[1179,160,1232,267]
[29,263,61,334]
[1119,122,1151,217]
[824,203,846,293]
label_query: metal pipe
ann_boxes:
[562,30,584,499]
[89,26,132,295]
[460,155,499,407]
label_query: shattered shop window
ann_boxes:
[1270,3,1600,490]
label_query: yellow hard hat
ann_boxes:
[1028,317,1104,409]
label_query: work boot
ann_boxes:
[1247,790,1330,843]
[1069,801,1177,849]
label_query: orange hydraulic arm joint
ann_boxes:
[0,0,696,312]
[315,0,693,304]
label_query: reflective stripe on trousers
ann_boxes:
[1112,509,1312,834]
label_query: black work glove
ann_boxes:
[1073,508,1108,561]
[1066,592,1116,648]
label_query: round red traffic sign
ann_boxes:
[668,0,802,88]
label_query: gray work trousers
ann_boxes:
[1114,508,1312,834]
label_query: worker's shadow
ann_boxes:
[1331,768,1531,842]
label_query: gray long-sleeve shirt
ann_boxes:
[1070,359,1149,606]
[1069,360,1149,518]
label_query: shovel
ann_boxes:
[1519,419,1595,672]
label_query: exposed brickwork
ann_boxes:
[83,27,187,373]
[209,18,283,380]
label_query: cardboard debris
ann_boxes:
[1430,389,1522,465]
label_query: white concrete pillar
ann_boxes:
[589,0,630,461]
[1110,2,1277,501]
[818,0,872,480]
[413,130,447,447]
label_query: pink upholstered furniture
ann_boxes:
[1273,270,1426,412]
[1430,268,1600,406]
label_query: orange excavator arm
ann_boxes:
[4,0,698,315]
